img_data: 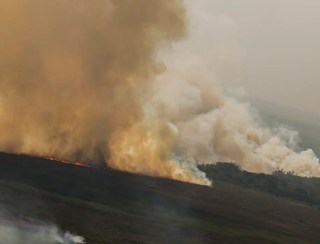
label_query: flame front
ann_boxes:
[43,156,92,168]
[109,123,211,186]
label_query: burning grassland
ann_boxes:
[0,0,319,186]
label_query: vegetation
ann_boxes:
[200,162,320,205]
[0,153,320,243]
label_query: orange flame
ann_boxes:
[43,156,93,168]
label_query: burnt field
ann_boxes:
[0,153,320,243]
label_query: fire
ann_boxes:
[43,156,93,168]
[109,122,211,186]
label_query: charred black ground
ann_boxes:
[0,152,320,243]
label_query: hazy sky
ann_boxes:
[183,0,320,120]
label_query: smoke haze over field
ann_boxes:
[0,224,85,244]
[0,0,319,185]
[0,206,85,244]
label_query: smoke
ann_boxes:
[150,0,320,177]
[0,208,85,244]
[0,224,85,244]
[0,0,211,185]
[0,0,319,186]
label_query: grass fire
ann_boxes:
[0,0,320,243]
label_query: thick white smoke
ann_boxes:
[146,0,320,177]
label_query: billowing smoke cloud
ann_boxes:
[0,0,183,159]
[0,0,319,186]
[150,0,320,178]
[150,68,320,176]
[0,0,211,185]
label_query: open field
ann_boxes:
[0,153,320,243]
